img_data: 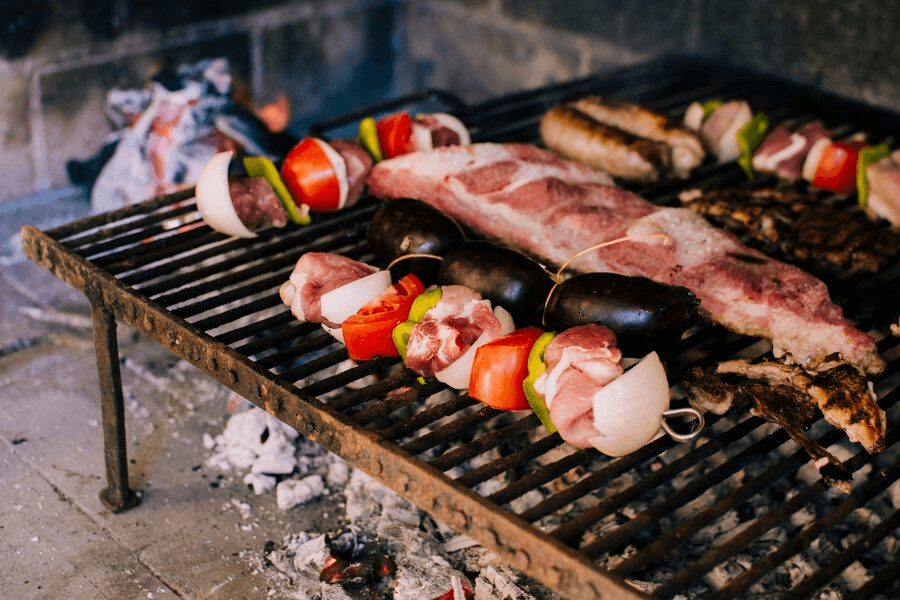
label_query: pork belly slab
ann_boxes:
[367,143,884,375]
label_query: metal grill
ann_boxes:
[21,55,900,599]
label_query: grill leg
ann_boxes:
[91,302,140,513]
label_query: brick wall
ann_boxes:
[3,0,900,206]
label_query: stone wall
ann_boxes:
[405,0,900,109]
[0,0,411,204]
[3,0,900,206]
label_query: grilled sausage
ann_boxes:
[539,104,671,182]
[572,96,705,178]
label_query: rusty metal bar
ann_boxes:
[704,450,900,600]
[90,299,140,513]
[488,448,596,506]
[217,310,300,347]
[20,223,651,600]
[22,58,900,598]
[781,494,900,599]
[349,377,444,424]
[402,405,502,456]
[427,412,543,472]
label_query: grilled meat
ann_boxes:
[677,366,741,416]
[678,362,861,492]
[540,104,672,182]
[678,185,900,276]
[569,96,705,178]
[866,149,900,227]
[685,100,753,162]
[716,358,886,454]
[367,143,885,375]
[744,383,852,492]
[752,122,831,181]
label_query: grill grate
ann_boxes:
[21,55,900,599]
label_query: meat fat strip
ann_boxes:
[539,105,671,182]
[571,96,705,178]
[367,143,884,375]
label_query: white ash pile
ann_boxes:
[203,398,341,509]
[204,398,562,599]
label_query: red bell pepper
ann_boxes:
[810,140,867,194]
[280,138,345,212]
[468,327,545,411]
[342,274,426,361]
[376,112,416,159]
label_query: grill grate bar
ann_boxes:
[488,448,597,506]
[350,378,447,426]
[248,327,336,369]
[299,356,397,397]
[58,192,198,249]
[169,272,287,320]
[401,405,502,456]
[49,190,194,242]
[116,234,245,284]
[780,501,900,600]
[280,347,350,383]
[426,412,543,472]
[578,425,818,558]
[648,474,830,597]
[704,443,900,600]
[80,214,207,263]
[329,369,422,413]
[615,421,882,583]
[223,312,308,350]
[132,239,296,298]
[140,235,366,307]
[844,553,900,600]
[376,394,479,442]
[189,294,286,333]
[453,433,566,489]
[526,414,762,533]
[23,56,900,599]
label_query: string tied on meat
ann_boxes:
[387,253,444,270]
[542,233,672,326]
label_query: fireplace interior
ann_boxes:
[4,2,900,599]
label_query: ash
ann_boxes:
[205,399,562,599]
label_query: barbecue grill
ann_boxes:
[21,55,900,599]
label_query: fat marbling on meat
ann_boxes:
[532,324,623,448]
[405,285,503,377]
[367,143,884,375]
[279,252,378,326]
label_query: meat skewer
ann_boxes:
[367,142,884,375]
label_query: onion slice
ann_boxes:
[195,150,257,238]
[802,137,831,182]
[588,351,670,457]
[715,102,753,162]
[683,101,705,131]
[431,113,471,146]
[322,324,345,344]
[314,138,350,210]
[412,123,434,152]
[435,305,515,390]
[319,270,392,327]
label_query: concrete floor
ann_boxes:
[0,188,337,599]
